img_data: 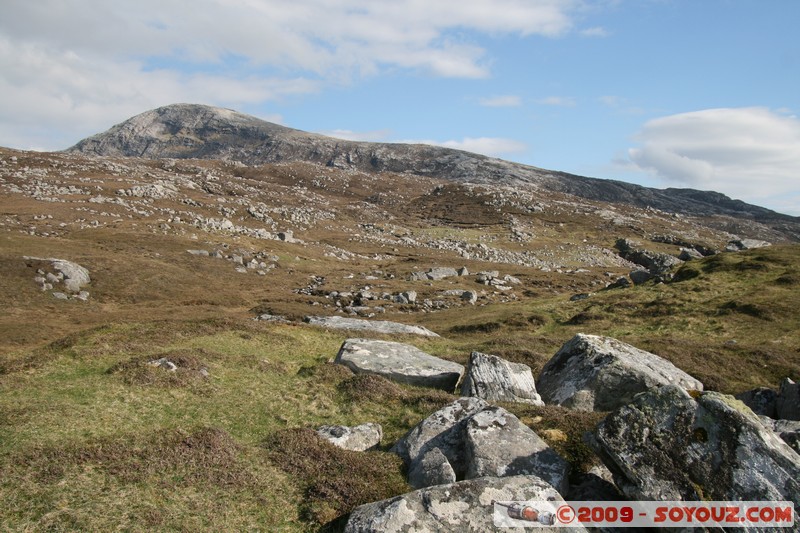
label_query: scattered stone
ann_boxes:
[334,338,463,391]
[305,315,439,337]
[148,358,178,371]
[255,314,291,323]
[589,385,800,505]
[735,387,778,418]
[344,475,581,533]
[52,292,69,300]
[461,290,478,304]
[777,378,800,421]
[537,334,703,412]
[461,352,544,405]
[605,276,631,289]
[464,406,569,494]
[569,293,590,302]
[410,267,460,281]
[316,423,382,451]
[186,249,210,256]
[457,266,469,276]
[629,268,652,285]
[678,247,704,261]
[726,238,771,251]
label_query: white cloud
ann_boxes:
[401,137,528,157]
[580,26,609,37]
[480,95,523,107]
[319,129,392,142]
[0,0,586,149]
[536,96,577,107]
[627,107,800,214]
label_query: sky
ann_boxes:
[1,0,799,215]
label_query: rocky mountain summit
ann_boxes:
[68,104,800,231]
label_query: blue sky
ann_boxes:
[2,0,799,214]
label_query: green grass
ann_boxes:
[1,246,799,531]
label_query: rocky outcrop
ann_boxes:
[25,256,91,300]
[537,334,703,412]
[409,267,461,281]
[760,417,800,455]
[460,352,543,405]
[391,398,568,493]
[334,339,463,391]
[589,385,800,505]
[614,238,683,281]
[344,474,583,533]
[316,423,382,451]
[305,315,439,337]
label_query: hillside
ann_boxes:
[1,109,799,531]
[68,104,800,232]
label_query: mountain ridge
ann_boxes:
[67,103,799,232]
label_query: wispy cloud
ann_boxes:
[400,137,528,157]
[580,26,610,37]
[318,129,392,142]
[627,107,800,214]
[479,95,523,107]
[536,96,577,107]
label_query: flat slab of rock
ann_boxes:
[344,475,585,533]
[461,352,544,405]
[305,315,439,337]
[538,334,703,411]
[316,423,382,451]
[335,339,463,391]
[589,385,800,506]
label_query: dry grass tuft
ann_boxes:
[107,349,214,390]
[265,427,408,526]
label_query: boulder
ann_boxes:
[461,290,478,304]
[777,378,800,420]
[734,387,778,418]
[344,475,584,533]
[463,406,569,495]
[407,447,456,488]
[628,268,652,285]
[25,256,91,293]
[589,385,800,505]
[391,397,488,488]
[316,423,382,451]
[537,334,703,412]
[304,315,439,337]
[335,339,463,391]
[392,399,569,494]
[460,352,544,405]
[727,238,771,251]
[760,417,800,455]
[410,267,459,281]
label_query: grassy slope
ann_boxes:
[2,246,798,531]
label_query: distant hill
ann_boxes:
[67,103,799,236]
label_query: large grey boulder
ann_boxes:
[461,352,544,405]
[410,267,460,281]
[391,397,488,488]
[614,238,682,280]
[464,406,569,495]
[589,385,800,506]
[344,475,585,533]
[777,378,800,420]
[735,387,778,418]
[316,423,382,451]
[335,339,463,391]
[305,315,439,337]
[537,334,703,411]
[760,417,800,455]
[392,399,569,494]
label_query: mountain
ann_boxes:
[67,104,799,232]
